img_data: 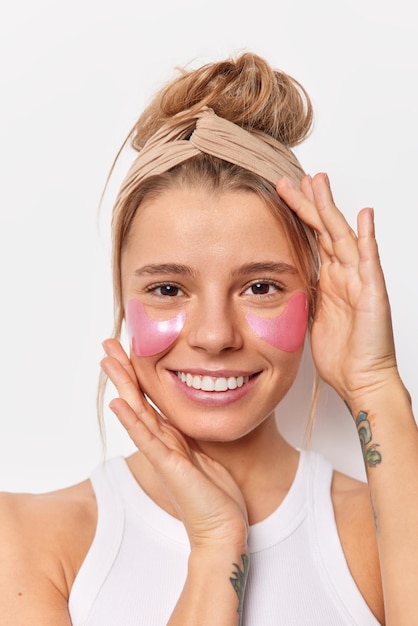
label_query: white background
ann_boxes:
[0,0,417,492]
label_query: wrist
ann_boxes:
[168,546,250,626]
[188,543,249,564]
[187,518,249,551]
[342,376,416,475]
[188,546,250,603]
[343,372,411,420]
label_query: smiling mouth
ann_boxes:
[175,371,259,392]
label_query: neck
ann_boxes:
[196,417,299,523]
[195,414,295,485]
[127,413,300,525]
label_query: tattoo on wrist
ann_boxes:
[356,410,382,469]
[229,554,249,624]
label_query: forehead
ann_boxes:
[124,187,294,265]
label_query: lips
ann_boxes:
[175,371,256,392]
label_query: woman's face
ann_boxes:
[121,187,308,443]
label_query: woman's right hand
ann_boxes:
[100,339,249,550]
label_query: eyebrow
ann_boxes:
[230,262,298,277]
[134,263,197,277]
[134,261,298,278]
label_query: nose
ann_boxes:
[187,297,243,355]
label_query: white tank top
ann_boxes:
[68,450,380,625]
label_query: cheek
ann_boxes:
[245,292,308,352]
[126,300,186,357]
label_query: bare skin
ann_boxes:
[0,480,95,626]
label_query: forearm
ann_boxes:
[168,545,249,626]
[348,377,418,625]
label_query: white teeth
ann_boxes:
[214,378,228,392]
[177,372,250,392]
[227,376,238,389]
[201,376,215,391]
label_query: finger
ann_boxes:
[357,207,376,260]
[300,174,315,202]
[277,175,334,256]
[109,398,172,463]
[277,175,325,231]
[357,207,386,290]
[109,399,202,503]
[102,338,137,383]
[100,353,158,432]
[300,176,334,264]
[310,174,359,265]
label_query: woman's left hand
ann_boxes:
[277,173,398,404]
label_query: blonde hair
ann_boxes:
[98,52,320,437]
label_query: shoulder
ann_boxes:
[0,480,97,623]
[331,470,384,624]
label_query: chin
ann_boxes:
[163,408,272,445]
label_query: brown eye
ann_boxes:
[251,283,271,295]
[158,285,180,296]
[147,283,184,297]
[243,281,283,297]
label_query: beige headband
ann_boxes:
[118,107,305,200]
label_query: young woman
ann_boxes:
[1,52,417,626]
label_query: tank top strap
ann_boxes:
[68,457,126,625]
[308,452,380,625]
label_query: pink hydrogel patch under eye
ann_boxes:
[126,300,186,357]
[246,292,309,352]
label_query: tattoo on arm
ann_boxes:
[229,554,249,625]
[370,492,379,533]
[356,410,382,469]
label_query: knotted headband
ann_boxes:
[117,107,305,200]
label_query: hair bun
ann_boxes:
[132,52,313,150]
